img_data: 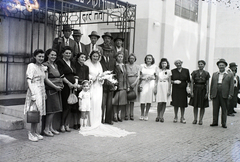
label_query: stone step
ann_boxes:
[0,114,24,130]
[0,105,25,119]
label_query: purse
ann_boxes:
[67,89,78,104]
[138,85,142,92]
[27,101,40,123]
[127,88,137,100]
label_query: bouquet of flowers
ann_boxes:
[99,70,118,85]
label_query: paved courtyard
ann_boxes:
[1,101,240,162]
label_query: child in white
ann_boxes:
[79,80,91,128]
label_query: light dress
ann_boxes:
[78,90,91,111]
[24,63,46,116]
[139,64,158,103]
[79,59,135,137]
[156,69,172,102]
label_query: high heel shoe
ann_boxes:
[43,130,54,137]
[192,120,197,124]
[173,118,178,123]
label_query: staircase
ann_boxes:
[0,94,26,130]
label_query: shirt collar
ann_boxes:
[217,70,228,74]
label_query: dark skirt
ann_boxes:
[112,90,127,106]
[189,84,209,108]
[46,89,62,114]
[171,86,188,107]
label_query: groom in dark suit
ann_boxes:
[100,44,116,125]
[210,58,234,128]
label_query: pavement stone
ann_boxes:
[1,101,240,162]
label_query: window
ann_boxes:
[175,0,198,22]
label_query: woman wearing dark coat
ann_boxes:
[113,52,129,122]
[171,59,191,124]
[72,53,89,129]
[56,46,78,132]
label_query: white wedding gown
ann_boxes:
[79,59,135,137]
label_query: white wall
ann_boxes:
[214,5,240,74]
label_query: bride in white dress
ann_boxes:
[79,50,135,137]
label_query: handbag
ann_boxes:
[138,85,142,92]
[67,89,78,104]
[27,101,40,123]
[127,88,137,100]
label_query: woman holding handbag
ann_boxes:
[24,49,47,142]
[112,52,129,122]
[126,54,140,120]
[56,46,78,132]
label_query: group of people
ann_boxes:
[24,24,239,142]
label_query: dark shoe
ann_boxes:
[192,120,197,124]
[73,124,78,130]
[155,117,159,122]
[160,118,164,123]
[233,110,237,113]
[228,113,235,117]
[198,121,203,125]
[118,117,122,122]
[113,118,118,122]
[124,116,128,120]
[222,125,227,128]
[130,116,134,120]
[43,130,54,137]
[210,123,218,126]
[107,122,114,125]
[77,124,81,129]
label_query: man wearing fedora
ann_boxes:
[210,58,234,128]
[113,36,129,64]
[72,29,86,55]
[227,62,239,116]
[100,43,116,125]
[85,31,103,58]
[52,24,78,59]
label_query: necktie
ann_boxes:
[66,39,69,46]
[77,43,80,53]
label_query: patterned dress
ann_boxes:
[189,70,210,108]
[24,63,46,116]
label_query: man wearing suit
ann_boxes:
[100,44,116,125]
[85,31,103,58]
[227,62,239,116]
[72,29,86,56]
[52,24,78,59]
[210,58,234,128]
[99,32,114,56]
[113,36,129,64]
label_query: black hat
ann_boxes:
[88,31,100,38]
[216,58,228,66]
[229,62,238,69]
[114,36,124,42]
[72,29,83,36]
[102,32,113,39]
[62,24,73,31]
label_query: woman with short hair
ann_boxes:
[171,59,191,124]
[56,46,78,132]
[24,49,47,142]
[189,60,210,125]
[43,49,63,136]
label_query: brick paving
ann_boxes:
[1,101,240,162]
